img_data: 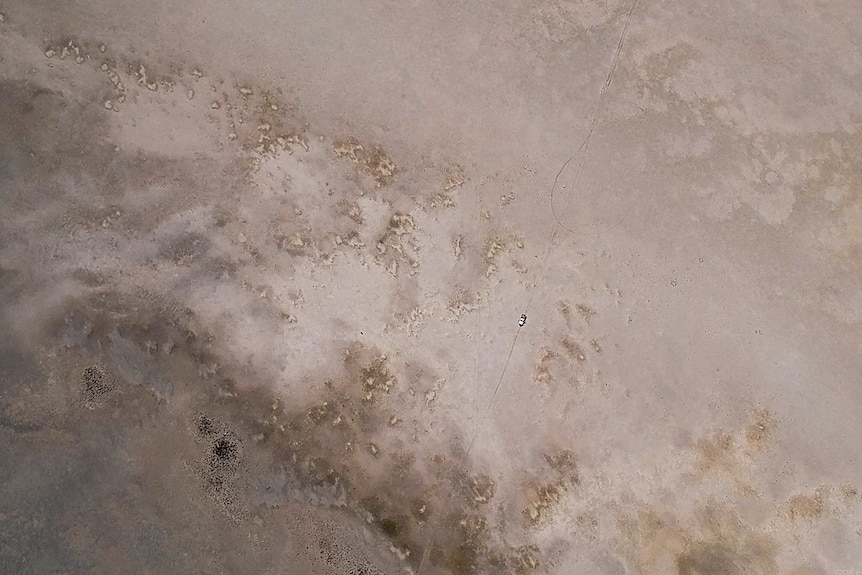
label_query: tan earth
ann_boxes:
[1,1,861,573]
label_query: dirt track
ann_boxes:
[1,1,861,573]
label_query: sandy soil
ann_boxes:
[1,1,861,573]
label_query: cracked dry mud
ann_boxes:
[2,1,862,574]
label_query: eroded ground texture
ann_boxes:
[1,1,861,574]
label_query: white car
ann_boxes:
[518,314,527,327]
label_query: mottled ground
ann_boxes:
[1,1,861,574]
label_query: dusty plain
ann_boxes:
[1,0,861,573]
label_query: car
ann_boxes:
[518,314,527,327]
